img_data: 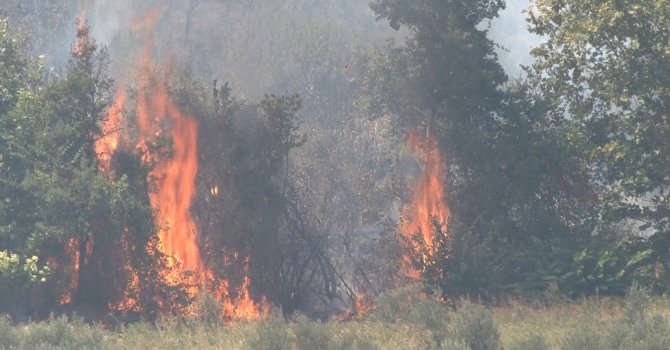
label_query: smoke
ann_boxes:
[64,0,397,100]
[86,0,132,50]
[5,0,542,86]
[488,0,544,78]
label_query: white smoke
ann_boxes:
[488,0,544,78]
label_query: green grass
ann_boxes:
[2,286,670,349]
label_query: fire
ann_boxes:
[136,76,203,276]
[222,276,263,320]
[400,130,449,277]
[73,17,94,59]
[59,237,80,305]
[335,291,374,320]
[354,291,374,316]
[95,89,126,171]
[59,236,93,305]
[88,10,262,320]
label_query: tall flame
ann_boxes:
[400,130,449,277]
[136,76,203,276]
[127,8,203,276]
[91,10,262,320]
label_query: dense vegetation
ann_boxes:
[1,0,670,343]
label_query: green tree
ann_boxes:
[362,0,507,295]
[363,0,594,297]
[528,0,670,291]
[0,19,38,252]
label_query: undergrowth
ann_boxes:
[1,284,669,349]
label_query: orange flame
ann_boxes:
[400,130,449,277]
[59,237,80,305]
[136,78,203,276]
[335,291,374,321]
[73,17,95,59]
[222,276,263,320]
[95,89,126,171]
[354,291,374,316]
[92,9,262,320]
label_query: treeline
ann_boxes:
[1,0,670,321]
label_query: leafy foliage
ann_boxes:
[528,0,670,294]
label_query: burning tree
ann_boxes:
[191,84,342,315]
[90,11,267,319]
[400,130,451,293]
[0,17,195,320]
[58,18,195,320]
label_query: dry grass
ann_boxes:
[3,286,670,349]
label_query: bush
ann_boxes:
[448,300,500,350]
[370,285,449,343]
[562,322,607,350]
[0,316,20,349]
[606,283,670,349]
[17,315,119,350]
[562,284,670,350]
[507,333,550,350]
[245,314,294,350]
[193,291,223,326]
[440,338,469,350]
[294,317,337,350]
[607,314,670,350]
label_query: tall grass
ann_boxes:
[2,285,670,349]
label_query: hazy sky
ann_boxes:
[489,0,544,77]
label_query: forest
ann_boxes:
[1,0,670,349]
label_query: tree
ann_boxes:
[260,94,306,182]
[528,0,670,291]
[0,19,189,319]
[362,0,597,298]
[362,1,507,295]
[368,0,507,134]
[0,19,38,252]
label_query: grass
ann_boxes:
[2,285,670,349]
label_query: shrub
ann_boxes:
[562,285,670,350]
[448,300,500,350]
[507,333,550,350]
[245,314,294,350]
[193,291,223,326]
[18,315,119,350]
[0,316,19,349]
[607,314,670,350]
[439,338,469,350]
[370,285,420,323]
[370,284,449,345]
[562,322,607,350]
[624,282,649,325]
[294,317,337,350]
[606,283,670,349]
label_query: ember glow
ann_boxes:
[400,130,449,277]
[354,291,374,316]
